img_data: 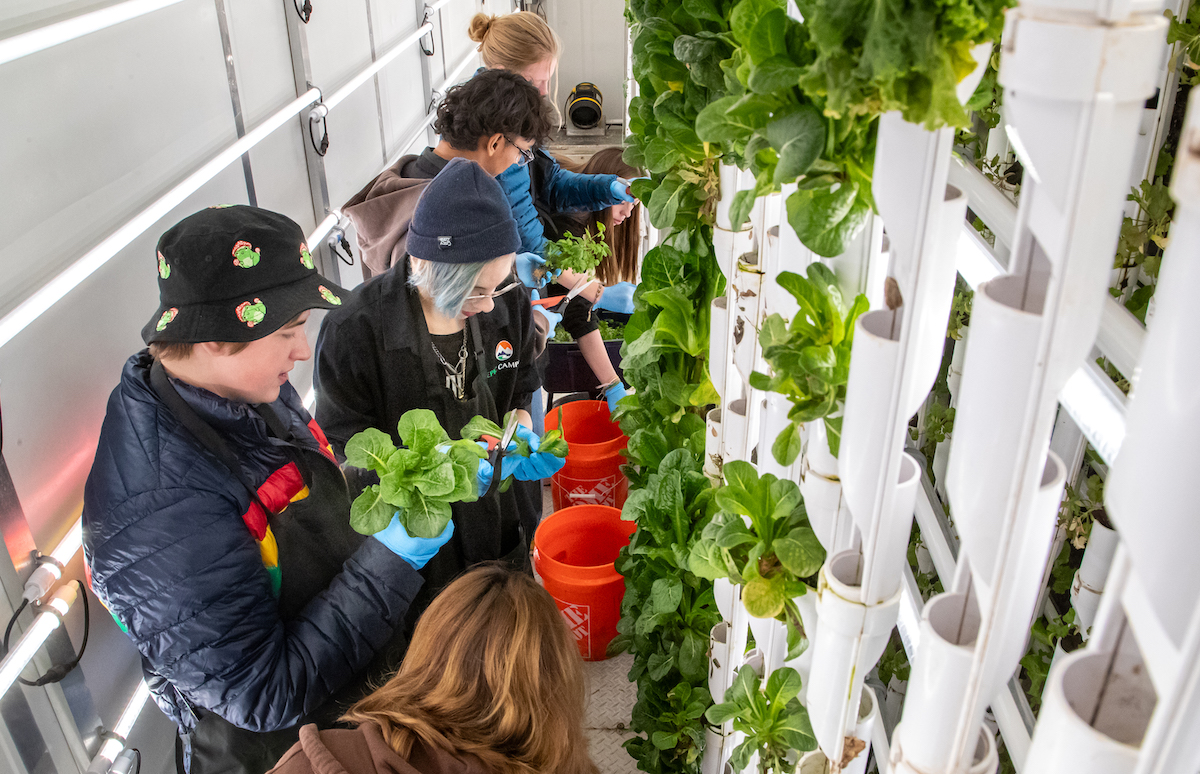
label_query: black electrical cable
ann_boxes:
[1,580,90,687]
[309,113,329,157]
[2,598,28,657]
[293,0,312,23]
[419,12,435,56]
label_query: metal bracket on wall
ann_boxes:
[281,0,339,285]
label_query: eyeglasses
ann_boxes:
[505,136,536,167]
[464,277,524,302]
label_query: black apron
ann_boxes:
[149,363,370,774]
[401,307,530,633]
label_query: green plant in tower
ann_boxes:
[610,449,722,773]
[946,285,973,341]
[543,223,612,276]
[344,409,489,537]
[749,263,869,464]
[705,665,817,774]
[689,461,825,654]
[1110,179,1174,323]
[1167,4,1200,86]
[1057,470,1105,550]
[1019,608,1080,713]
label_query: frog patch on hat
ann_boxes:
[236,298,266,327]
[156,307,178,331]
[232,240,261,268]
[157,251,171,279]
[318,285,341,305]
[300,243,314,270]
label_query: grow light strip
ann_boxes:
[89,680,152,772]
[0,88,321,352]
[0,585,77,700]
[0,0,186,67]
[307,212,340,249]
[1058,362,1127,466]
[321,22,434,112]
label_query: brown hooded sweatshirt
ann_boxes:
[269,723,490,774]
[342,149,448,277]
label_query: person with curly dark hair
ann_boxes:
[342,68,554,278]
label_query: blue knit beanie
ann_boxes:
[407,157,521,264]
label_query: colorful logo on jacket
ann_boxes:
[300,242,314,270]
[232,240,261,268]
[236,298,266,327]
[318,285,341,305]
[495,340,513,361]
[157,251,170,279]
[156,307,178,331]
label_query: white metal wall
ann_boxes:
[0,1,495,770]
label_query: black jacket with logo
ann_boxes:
[313,260,540,609]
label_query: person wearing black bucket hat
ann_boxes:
[314,157,564,631]
[83,205,454,774]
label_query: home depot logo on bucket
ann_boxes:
[560,603,591,659]
[495,340,513,361]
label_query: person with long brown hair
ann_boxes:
[269,564,599,774]
[468,12,635,261]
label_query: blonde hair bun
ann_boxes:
[467,13,495,43]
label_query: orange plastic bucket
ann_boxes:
[544,400,629,510]
[533,504,635,661]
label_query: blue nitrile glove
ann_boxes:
[610,177,636,203]
[595,282,636,314]
[439,442,494,498]
[530,288,564,331]
[516,251,557,289]
[476,457,494,497]
[374,514,454,569]
[604,380,629,412]
[502,425,567,481]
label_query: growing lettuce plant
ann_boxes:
[705,665,816,774]
[750,263,868,464]
[690,461,824,653]
[345,409,488,538]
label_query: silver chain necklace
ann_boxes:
[431,328,468,400]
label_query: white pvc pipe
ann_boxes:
[0,584,77,700]
[709,297,728,399]
[0,88,321,352]
[321,23,434,112]
[0,0,187,66]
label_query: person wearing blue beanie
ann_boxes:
[313,157,563,627]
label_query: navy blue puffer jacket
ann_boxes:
[83,352,422,733]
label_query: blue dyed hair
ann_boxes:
[408,257,488,318]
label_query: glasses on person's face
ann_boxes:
[464,277,523,303]
[505,136,535,167]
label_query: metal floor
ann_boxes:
[584,653,640,774]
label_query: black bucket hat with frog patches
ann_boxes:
[142,205,349,344]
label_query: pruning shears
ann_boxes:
[482,412,522,497]
[528,275,599,317]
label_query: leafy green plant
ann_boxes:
[1019,608,1080,713]
[918,401,955,466]
[610,448,722,773]
[705,665,817,774]
[876,634,911,686]
[749,263,869,464]
[544,223,612,276]
[689,461,824,649]
[552,319,626,342]
[947,286,973,341]
[459,410,568,492]
[1057,471,1105,550]
[345,409,489,537]
[1167,4,1200,86]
